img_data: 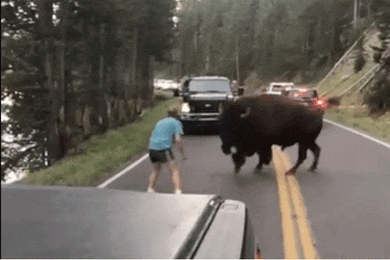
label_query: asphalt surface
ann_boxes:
[104,121,390,259]
[284,121,390,258]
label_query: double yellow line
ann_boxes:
[272,146,319,259]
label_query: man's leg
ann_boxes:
[169,160,182,194]
[148,162,161,192]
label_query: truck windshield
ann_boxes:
[188,80,231,93]
[289,90,318,99]
[271,85,294,91]
[272,85,282,91]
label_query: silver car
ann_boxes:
[1,184,261,259]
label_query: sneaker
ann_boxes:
[147,187,155,193]
[175,189,182,195]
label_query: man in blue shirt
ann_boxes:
[147,107,187,194]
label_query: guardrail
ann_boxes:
[316,22,376,90]
[339,63,380,97]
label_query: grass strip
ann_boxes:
[21,96,180,187]
[324,107,390,143]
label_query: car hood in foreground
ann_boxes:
[1,185,220,259]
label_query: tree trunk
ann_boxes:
[36,0,60,165]
[127,27,139,121]
[86,23,104,134]
[147,55,155,108]
[118,100,128,124]
[138,51,150,110]
[236,37,240,85]
[82,104,91,138]
[57,0,72,157]
[367,0,372,19]
[129,27,138,100]
[353,0,359,29]
[325,0,335,68]
[99,23,109,132]
[135,28,149,117]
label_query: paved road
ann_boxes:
[104,121,390,259]
[284,121,390,258]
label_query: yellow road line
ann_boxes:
[288,176,318,259]
[272,146,319,259]
[272,146,299,259]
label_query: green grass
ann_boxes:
[21,97,181,187]
[325,106,390,143]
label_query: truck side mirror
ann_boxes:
[237,87,244,96]
[182,92,190,102]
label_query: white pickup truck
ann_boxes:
[266,82,295,95]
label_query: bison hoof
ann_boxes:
[255,164,263,170]
[309,166,317,172]
[234,167,241,174]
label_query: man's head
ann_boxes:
[167,107,179,117]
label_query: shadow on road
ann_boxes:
[185,126,220,136]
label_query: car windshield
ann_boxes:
[188,80,231,93]
[271,85,283,91]
[271,85,294,91]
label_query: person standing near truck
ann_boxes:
[147,107,187,194]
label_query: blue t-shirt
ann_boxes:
[149,117,183,150]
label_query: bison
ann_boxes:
[219,95,324,175]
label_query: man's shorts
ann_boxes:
[149,148,175,163]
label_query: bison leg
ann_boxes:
[256,147,272,170]
[286,144,308,175]
[308,143,321,171]
[221,144,231,155]
[263,147,272,165]
[232,153,246,174]
[255,152,263,170]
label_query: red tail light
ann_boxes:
[255,247,262,259]
[313,97,329,110]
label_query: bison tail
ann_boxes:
[327,96,341,107]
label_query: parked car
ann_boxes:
[288,87,329,111]
[154,79,179,91]
[154,78,165,90]
[161,79,174,91]
[1,184,261,259]
[169,81,180,91]
[265,82,295,95]
[180,76,244,134]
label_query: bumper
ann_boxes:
[180,112,220,122]
[180,113,220,133]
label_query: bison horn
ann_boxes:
[240,107,251,118]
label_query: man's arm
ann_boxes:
[175,134,187,160]
[174,120,187,160]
